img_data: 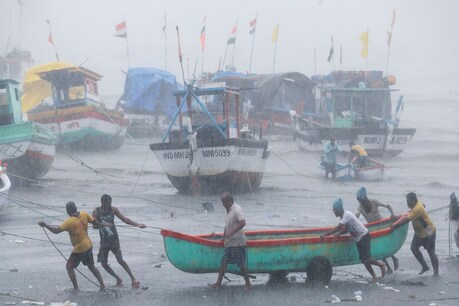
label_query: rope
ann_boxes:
[127,146,150,196]
[40,227,104,289]
[271,150,315,178]
[0,292,44,303]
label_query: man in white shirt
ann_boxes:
[320,198,386,283]
[209,192,251,289]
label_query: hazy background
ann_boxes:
[1,0,458,99]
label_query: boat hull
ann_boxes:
[296,127,416,156]
[0,172,11,211]
[161,216,408,274]
[28,105,128,151]
[352,159,384,181]
[150,138,269,194]
[0,122,55,183]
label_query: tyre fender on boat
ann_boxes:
[306,256,333,284]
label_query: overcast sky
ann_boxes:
[1,0,458,98]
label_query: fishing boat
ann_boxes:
[161,215,408,283]
[0,79,56,184]
[149,82,270,194]
[292,71,416,156]
[318,158,353,181]
[352,158,384,181]
[21,62,128,150]
[0,162,11,211]
[318,157,384,182]
[119,67,183,138]
[211,71,316,135]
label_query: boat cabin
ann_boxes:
[37,67,102,109]
[0,79,23,126]
[312,71,397,129]
[164,85,243,145]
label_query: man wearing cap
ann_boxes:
[320,198,386,282]
[392,192,439,276]
[355,187,398,273]
[38,201,107,291]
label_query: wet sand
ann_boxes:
[1,97,459,305]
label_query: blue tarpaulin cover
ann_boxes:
[120,67,183,118]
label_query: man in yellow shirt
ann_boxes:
[392,192,439,276]
[38,201,107,291]
[349,141,368,167]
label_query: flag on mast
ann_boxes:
[200,16,206,52]
[114,21,127,38]
[48,32,54,45]
[249,17,257,35]
[272,24,279,42]
[359,31,369,58]
[162,14,166,33]
[387,10,396,47]
[327,36,334,62]
[227,25,237,45]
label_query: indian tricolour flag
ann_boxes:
[227,25,237,45]
[114,21,127,38]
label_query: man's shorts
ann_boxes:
[68,247,95,268]
[356,233,372,262]
[97,239,123,263]
[412,231,436,251]
[221,246,247,268]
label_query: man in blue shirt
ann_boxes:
[323,135,342,179]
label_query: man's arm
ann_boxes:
[373,200,396,217]
[320,223,345,241]
[113,207,146,228]
[38,221,63,234]
[391,215,410,231]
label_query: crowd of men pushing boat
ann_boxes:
[38,188,459,291]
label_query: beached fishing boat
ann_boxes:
[210,71,316,135]
[318,157,384,181]
[161,216,408,283]
[0,163,11,211]
[0,79,56,184]
[22,62,128,150]
[292,71,416,156]
[119,67,183,138]
[150,83,270,194]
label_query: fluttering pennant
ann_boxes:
[327,36,334,62]
[249,17,257,35]
[48,32,54,45]
[114,21,127,38]
[227,25,237,45]
[200,16,206,52]
[272,24,279,42]
[387,10,396,47]
[359,31,369,58]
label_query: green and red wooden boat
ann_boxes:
[161,215,408,283]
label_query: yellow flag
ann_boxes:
[359,31,369,58]
[272,24,279,42]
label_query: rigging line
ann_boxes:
[127,146,151,196]
[40,227,107,290]
[4,196,64,222]
[0,192,65,214]
[401,119,459,135]
[270,150,315,178]
[0,230,70,246]
[41,128,126,179]
[0,292,45,303]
